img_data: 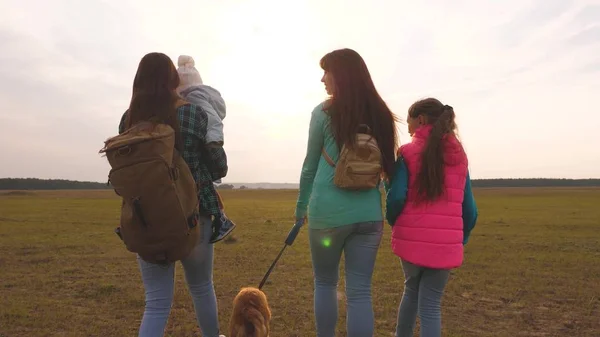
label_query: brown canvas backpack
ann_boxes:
[99,116,200,265]
[322,124,383,190]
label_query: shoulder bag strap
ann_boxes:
[322,148,336,167]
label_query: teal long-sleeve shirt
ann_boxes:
[294,102,384,229]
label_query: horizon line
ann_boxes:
[2,177,600,184]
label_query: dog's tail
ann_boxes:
[231,306,269,337]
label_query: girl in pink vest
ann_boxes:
[385,97,478,337]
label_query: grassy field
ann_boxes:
[1,187,599,337]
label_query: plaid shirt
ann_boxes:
[119,103,228,216]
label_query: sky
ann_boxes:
[0,0,599,183]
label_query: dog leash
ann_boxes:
[258,221,304,290]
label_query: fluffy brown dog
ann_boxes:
[229,287,272,337]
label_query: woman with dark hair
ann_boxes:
[118,52,227,337]
[294,48,399,337]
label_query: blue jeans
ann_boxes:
[137,216,220,337]
[308,221,383,337]
[395,260,451,337]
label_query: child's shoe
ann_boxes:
[210,211,236,243]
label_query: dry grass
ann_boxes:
[1,188,599,337]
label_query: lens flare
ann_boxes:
[322,237,331,247]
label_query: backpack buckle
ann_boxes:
[170,167,180,180]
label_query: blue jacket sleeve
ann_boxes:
[462,171,478,244]
[385,156,409,226]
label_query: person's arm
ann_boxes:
[385,155,409,226]
[294,106,324,221]
[462,171,478,244]
[186,98,227,179]
[188,90,225,145]
[179,103,228,180]
[196,110,228,180]
[203,110,227,179]
[383,147,405,192]
[206,144,228,180]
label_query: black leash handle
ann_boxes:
[285,221,303,245]
[258,221,304,290]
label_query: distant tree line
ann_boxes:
[1,178,599,190]
[214,184,247,190]
[470,178,600,188]
[0,178,110,190]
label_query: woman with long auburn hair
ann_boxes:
[294,48,399,337]
[118,52,228,337]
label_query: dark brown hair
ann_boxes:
[319,48,399,178]
[125,52,183,149]
[408,98,460,202]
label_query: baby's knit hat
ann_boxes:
[177,55,203,91]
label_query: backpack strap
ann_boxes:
[322,148,336,167]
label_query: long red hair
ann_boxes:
[319,48,399,178]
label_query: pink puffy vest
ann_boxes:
[391,125,468,269]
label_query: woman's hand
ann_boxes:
[295,216,306,226]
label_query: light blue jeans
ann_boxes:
[137,216,220,337]
[395,260,451,337]
[308,221,383,337]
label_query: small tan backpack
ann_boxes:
[99,113,200,265]
[322,124,383,190]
